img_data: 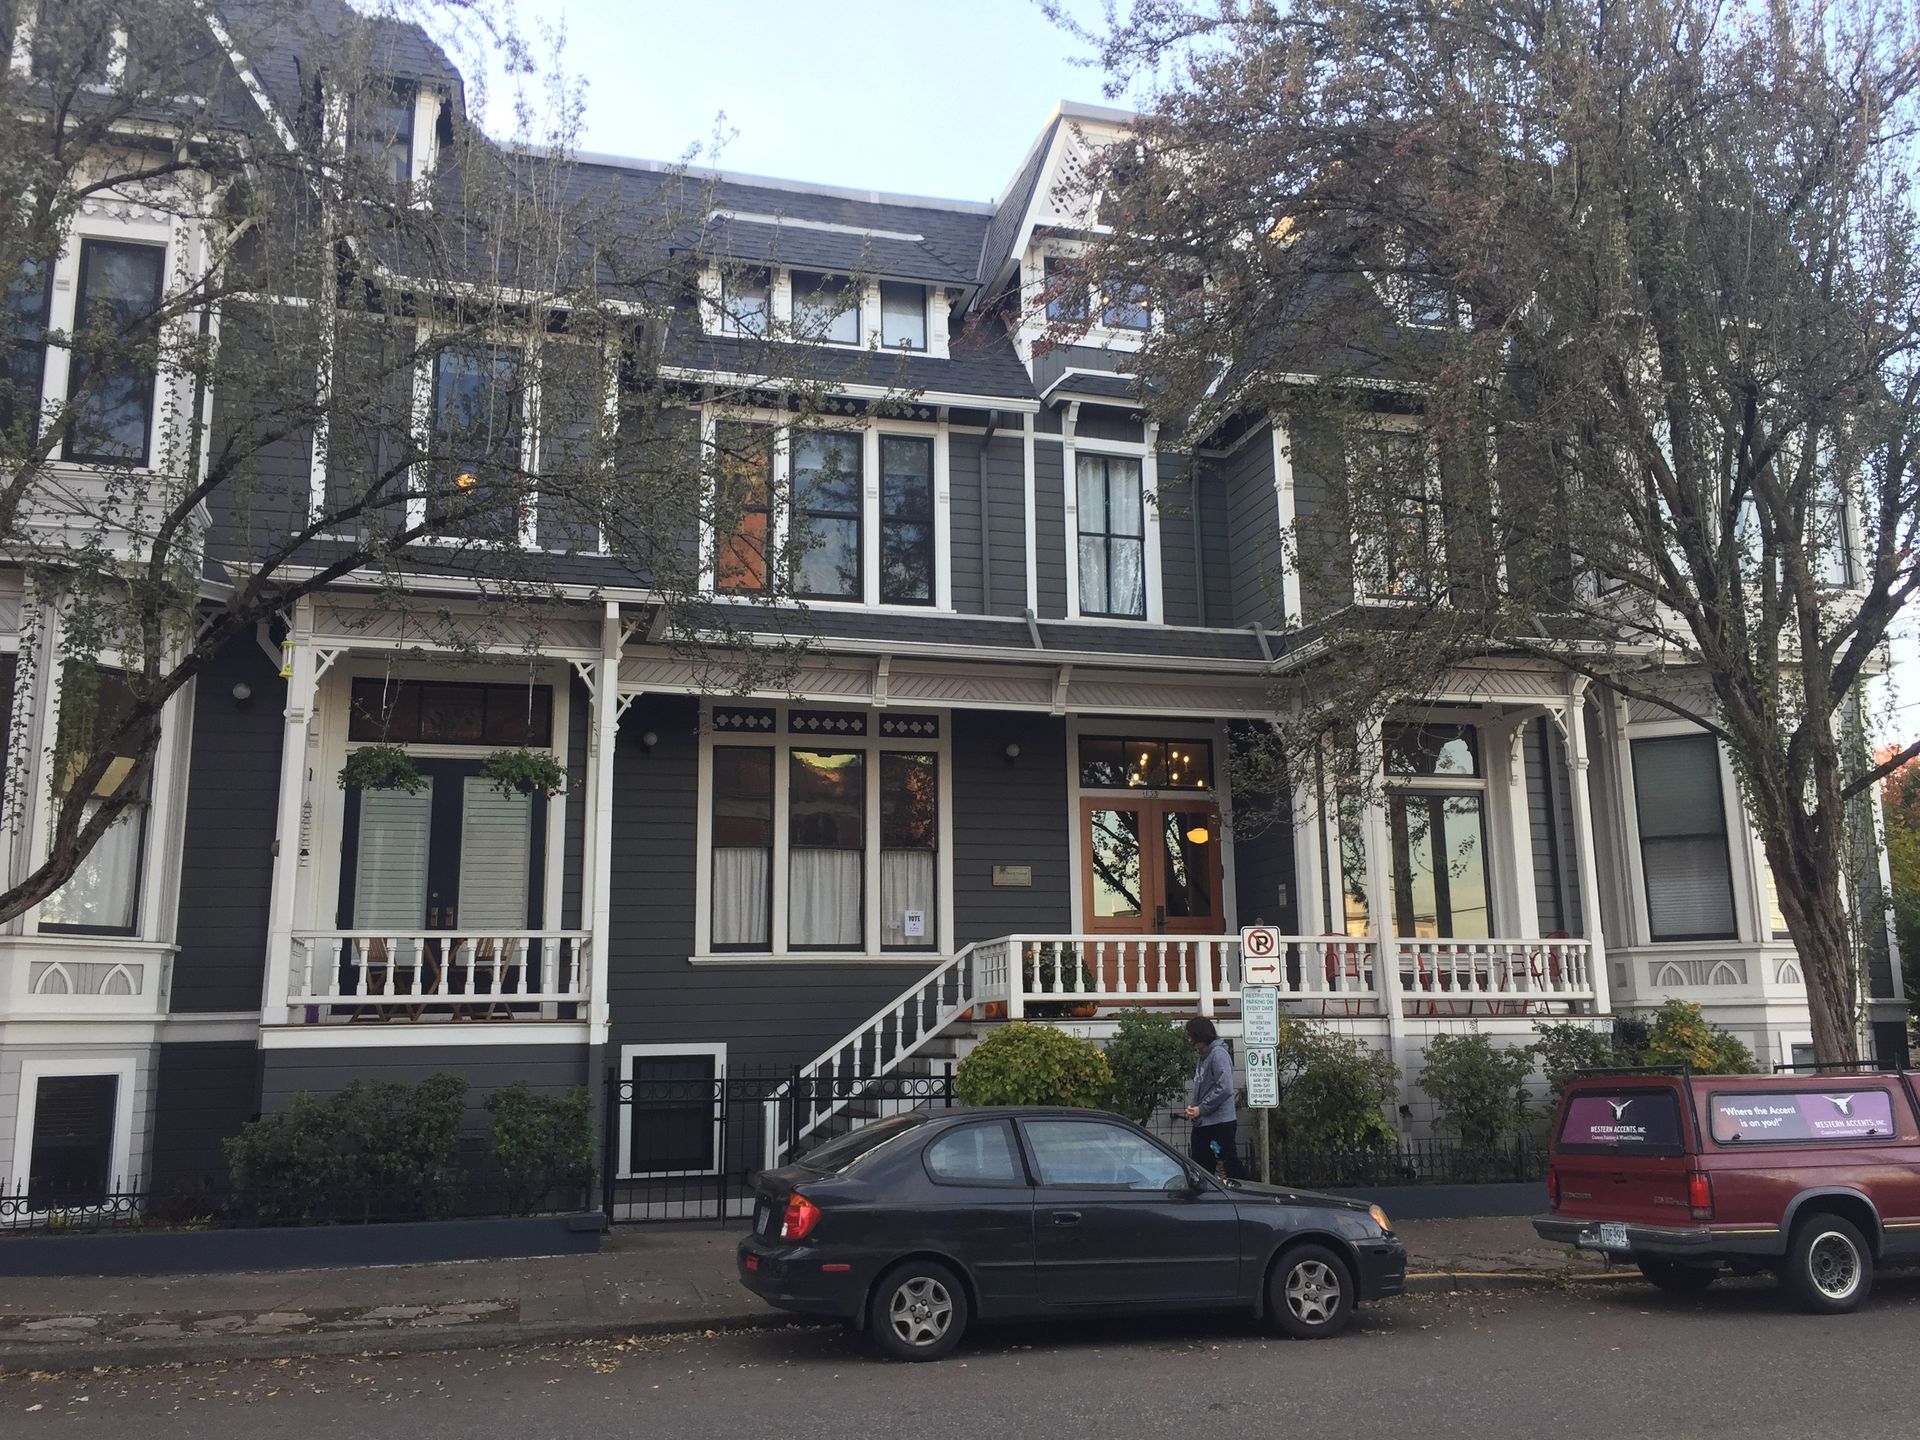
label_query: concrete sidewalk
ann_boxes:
[0,1216,1614,1371]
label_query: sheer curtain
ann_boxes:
[880,850,934,948]
[712,848,771,946]
[790,848,861,947]
[40,800,144,932]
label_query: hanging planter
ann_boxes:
[338,744,427,794]
[481,746,568,798]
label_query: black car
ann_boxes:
[736,1107,1406,1360]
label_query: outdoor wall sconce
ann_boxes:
[640,730,659,752]
[230,681,253,705]
[1004,742,1021,763]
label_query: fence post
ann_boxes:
[601,1066,618,1225]
[716,1082,730,1229]
[785,1065,802,1166]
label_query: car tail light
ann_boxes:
[1687,1169,1713,1219]
[779,1193,821,1242]
[1547,1165,1561,1208]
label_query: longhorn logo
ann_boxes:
[1827,1095,1856,1117]
[1608,1099,1633,1120]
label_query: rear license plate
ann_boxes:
[754,1201,770,1236]
[1579,1222,1630,1252]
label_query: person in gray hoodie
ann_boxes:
[1182,1017,1245,1180]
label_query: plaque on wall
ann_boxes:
[991,864,1034,888]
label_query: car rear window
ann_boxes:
[1709,1089,1898,1144]
[924,1121,1025,1186]
[1558,1089,1686,1152]
[796,1114,927,1172]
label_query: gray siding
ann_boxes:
[1157,451,1201,628]
[1197,465,1233,626]
[561,675,589,928]
[171,634,284,1012]
[1221,426,1285,628]
[952,710,1072,942]
[1033,439,1068,619]
[949,431,985,614]
[1288,417,1354,617]
[1524,718,1583,936]
[1232,816,1297,933]
[982,433,1029,617]
[1075,408,1144,445]
[260,1044,589,1132]
[204,300,314,572]
[150,1041,261,1188]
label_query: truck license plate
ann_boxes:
[1581,1222,1630,1251]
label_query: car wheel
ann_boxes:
[1783,1214,1874,1315]
[1637,1259,1717,1296]
[869,1259,969,1362]
[1268,1243,1354,1339]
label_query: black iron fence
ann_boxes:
[1137,1110,1548,1188]
[603,1063,957,1225]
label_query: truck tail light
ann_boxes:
[780,1192,821,1241]
[1547,1165,1561,1208]
[1687,1169,1713,1219]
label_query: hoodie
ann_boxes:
[1188,1038,1236,1126]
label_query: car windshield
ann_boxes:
[796,1114,927,1173]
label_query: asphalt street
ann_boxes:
[5,1276,1917,1439]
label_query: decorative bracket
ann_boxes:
[874,654,892,709]
[1051,663,1074,717]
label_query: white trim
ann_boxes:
[693,700,954,960]
[1622,717,1750,947]
[1023,413,1039,612]
[1271,422,1303,626]
[618,1042,727,1179]
[9,1056,138,1192]
[260,1022,590,1051]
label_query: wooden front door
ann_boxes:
[1079,797,1224,934]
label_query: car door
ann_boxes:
[1019,1116,1241,1307]
[916,1119,1038,1318]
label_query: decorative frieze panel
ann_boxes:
[711,706,776,733]
[789,709,867,737]
[878,714,940,739]
[29,960,144,996]
[310,601,599,658]
[1647,957,1748,988]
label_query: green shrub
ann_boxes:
[487,1083,595,1215]
[224,1072,469,1224]
[1531,1022,1626,1106]
[1271,1017,1401,1151]
[1103,1009,1194,1123]
[955,1023,1113,1109]
[1641,999,1758,1074]
[1419,1031,1533,1151]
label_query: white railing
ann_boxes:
[284,931,590,1023]
[986,934,1384,1018]
[1396,938,1592,1015]
[762,944,979,1168]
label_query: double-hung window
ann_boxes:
[719,268,771,338]
[706,710,944,956]
[879,282,926,350]
[879,436,934,605]
[792,271,859,345]
[358,80,416,186]
[792,430,862,600]
[1102,280,1150,331]
[1350,426,1440,601]
[1631,733,1738,941]
[2,257,51,442]
[712,422,773,593]
[428,344,524,539]
[1076,453,1146,618]
[63,239,164,465]
[41,668,151,935]
[1382,722,1491,939]
[1043,255,1087,323]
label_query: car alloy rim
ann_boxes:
[1808,1232,1860,1300]
[1285,1259,1343,1326]
[888,1276,954,1347]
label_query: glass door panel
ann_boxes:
[1085,804,1145,927]
[1387,791,1490,939]
[1156,808,1222,931]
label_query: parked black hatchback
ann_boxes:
[736,1107,1406,1360]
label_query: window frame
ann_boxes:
[1347,420,1444,604]
[61,237,165,468]
[8,1058,137,1210]
[1074,451,1148,620]
[1031,243,1154,343]
[2,254,54,442]
[878,433,935,606]
[1380,720,1494,941]
[358,78,417,188]
[37,666,154,938]
[616,1043,727,1180]
[1630,731,1740,944]
[694,702,953,962]
[791,270,861,347]
[878,281,927,351]
[922,1119,1031,1189]
[790,428,864,602]
[718,267,773,339]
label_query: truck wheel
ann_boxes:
[1783,1214,1873,1314]
[1636,1258,1716,1296]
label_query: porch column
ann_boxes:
[1290,766,1326,937]
[259,601,318,1028]
[1358,720,1408,1047]
[1560,677,1613,1018]
[583,602,623,1045]
[1492,715,1540,937]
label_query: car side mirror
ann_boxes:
[1166,1171,1206,1199]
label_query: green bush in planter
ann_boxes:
[955,1023,1113,1109]
[337,743,427,794]
[480,746,569,798]
[1104,1008,1194,1123]
[486,1083,595,1215]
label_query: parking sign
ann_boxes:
[1246,1046,1278,1108]
[1240,925,1283,984]
[1242,984,1279,1048]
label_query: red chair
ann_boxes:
[1529,931,1571,1014]
[1320,935,1367,1017]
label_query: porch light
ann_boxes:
[1185,825,1211,845]
[455,470,479,490]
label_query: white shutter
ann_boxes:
[457,777,532,929]
[352,784,433,929]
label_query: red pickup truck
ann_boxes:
[1534,1068,1920,1313]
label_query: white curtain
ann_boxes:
[790,847,862,947]
[41,800,143,931]
[881,850,935,948]
[712,847,771,946]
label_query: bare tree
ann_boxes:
[0,0,909,924]
[1053,0,1920,1060]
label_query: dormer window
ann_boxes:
[357,80,416,186]
[719,268,771,338]
[1043,256,1087,323]
[878,282,926,351]
[792,272,859,346]
[22,0,125,84]
[1101,280,1150,332]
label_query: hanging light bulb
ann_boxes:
[455,470,479,491]
[1185,824,1211,845]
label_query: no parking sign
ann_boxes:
[1240,925,1283,984]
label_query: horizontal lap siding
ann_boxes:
[952,711,1071,943]
[1222,426,1283,628]
[1523,719,1583,936]
[1158,452,1200,628]
[150,1042,262,1188]
[171,634,285,1012]
[949,435,985,614]
[1288,418,1353,617]
[1033,441,1067,619]
[1198,467,1234,625]
[983,433,1029,616]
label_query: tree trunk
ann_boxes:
[1764,831,1860,1066]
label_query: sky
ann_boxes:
[492,0,1122,203]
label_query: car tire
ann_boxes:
[1636,1259,1717,1296]
[868,1259,969,1362]
[1267,1243,1354,1339]
[1783,1214,1874,1315]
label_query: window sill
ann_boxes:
[687,952,947,968]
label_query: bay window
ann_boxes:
[703,708,945,956]
[879,435,934,604]
[41,668,150,935]
[791,430,862,600]
[1076,453,1146,618]
[1631,733,1737,941]
[64,239,164,465]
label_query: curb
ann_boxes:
[0,1270,1640,1373]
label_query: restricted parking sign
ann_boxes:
[1246,1046,1278,1108]
[1240,925,1282,984]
